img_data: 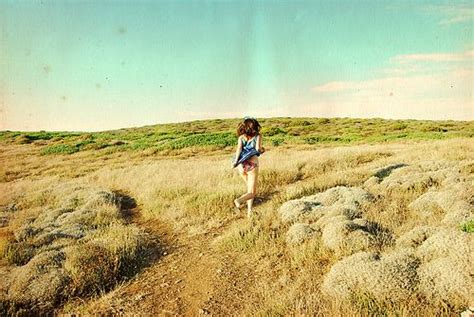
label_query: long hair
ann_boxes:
[237,117,261,138]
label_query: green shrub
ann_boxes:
[24,132,55,141]
[161,132,236,150]
[264,127,287,136]
[393,122,408,130]
[5,117,471,156]
[41,144,79,155]
[317,118,331,124]
[460,220,474,233]
[271,138,284,147]
[304,135,337,144]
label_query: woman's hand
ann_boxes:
[260,146,266,154]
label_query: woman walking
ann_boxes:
[232,117,265,217]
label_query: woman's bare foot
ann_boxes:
[247,210,252,218]
[234,199,242,210]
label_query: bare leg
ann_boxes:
[235,192,254,206]
[237,164,247,183]
[234,165,249,209]
[245,167,258,216]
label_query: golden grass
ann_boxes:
[63,243,117,296]
[0,180,149,314]
[0,137,472,315]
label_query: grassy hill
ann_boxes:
[1,117,473,157]
[0,117,473,316]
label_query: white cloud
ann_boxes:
[423,3,474,25]
[310,49,473,120]
[393,50,474,63]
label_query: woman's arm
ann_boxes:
[234,136,243,163]
[257,134,265,153]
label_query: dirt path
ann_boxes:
[67,194,257,316]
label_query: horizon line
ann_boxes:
[1,115,473,134]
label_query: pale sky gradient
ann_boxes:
[1,0,473,132]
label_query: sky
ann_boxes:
[1,0,473,132]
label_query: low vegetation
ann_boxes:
[0,182,148,315]
[0,117,472,315]
[1,117,472,158]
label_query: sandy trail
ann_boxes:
[68,193,257,316]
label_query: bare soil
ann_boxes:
[63,196,259,316]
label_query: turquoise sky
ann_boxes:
[1,0,473,131]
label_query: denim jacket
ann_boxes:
[232,135,261,167]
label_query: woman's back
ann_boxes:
[241,135,257,149]
[235,134,260,166]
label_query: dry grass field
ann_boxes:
[0,118,473,316]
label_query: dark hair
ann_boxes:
[237,117,261,137]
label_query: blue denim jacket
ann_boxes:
[232,136,261,167]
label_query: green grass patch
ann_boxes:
[303,134,361,144]
[460,219,474,233]
[157,132,237,151]
[41,144,81,155]
[2,117,472,156]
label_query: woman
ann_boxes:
[232,117,265,217]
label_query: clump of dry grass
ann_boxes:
[418,257,472,308]
[416,228,470,264]
[363,161,448,198]
[278,185,387,256]
[318,155,472,311]
[414,228,472,308]
[8,250,70,311]
[63,243,116,296]
[322,249,420,303]
[320,218,376,255]
[396,226,436,249]
[0,182,148,314]
[278,186,374,225]
[267,141,472,315]
[0,231,11,260]
[305,185,375,207]
[60,223,147,298]
[84,222,147,276]
[279,200,322,224]
[285,223,316,245]
[2,240,37,265]
[408,182,473,226]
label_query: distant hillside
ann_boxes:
[1,117,473,157]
